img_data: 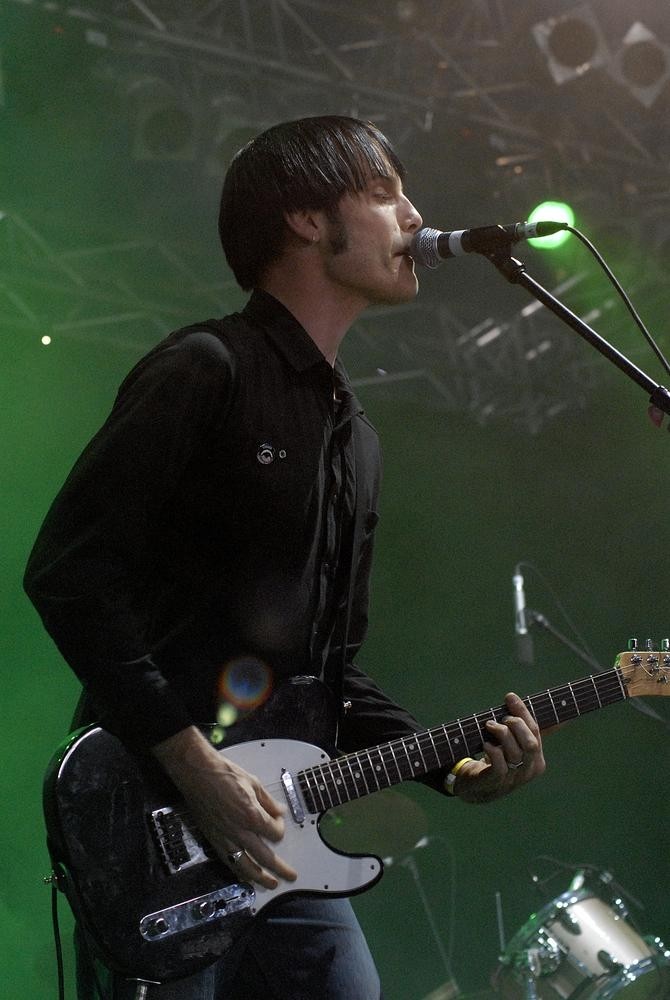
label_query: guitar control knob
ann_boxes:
[146,917,169,937]
[195,900,216,920]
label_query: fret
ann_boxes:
[546,688,560,725]
[322,766,340,809]
[398,738,414,779]
[329,757,350,805]
[593,670,624,707]
[403,736,428,775]
[371,745,392,787]
[613,667,627,701]
[437,723,455,766]
[299,768,325,813]
[456,719,470,754]
[460,715,482,756]
[453,719,468,760]
[421,729,442,771]
[342,753,369,799]
[317,767,338,809]
[387,741,404,782]
[472,714,485,748]
[567,682,580,716]
[364,748,382,792]
[590,676,603,708]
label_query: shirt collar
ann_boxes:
[242,290,328,373]
[242,289,364,419]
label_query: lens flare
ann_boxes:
[218,657,273,712]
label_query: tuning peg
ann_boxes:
[645,639,655,651]
[661,639,669,652]
[627,638,638,651]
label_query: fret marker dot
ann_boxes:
[414,761,420,768]
[354,771,361,778]
[454,737,460,744]
[561,700,567,707]
[319,784,325,791]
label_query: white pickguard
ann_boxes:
[221,738,383,915]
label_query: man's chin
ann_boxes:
[381,279,419,305]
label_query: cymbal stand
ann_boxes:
[401,853,459,994]
[517,948,541,1000]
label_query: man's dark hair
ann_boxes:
[218,115,406,290]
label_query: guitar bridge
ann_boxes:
[150,807,210,875]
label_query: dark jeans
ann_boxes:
[76,896,382,999]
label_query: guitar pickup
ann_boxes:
[150,807,210,875]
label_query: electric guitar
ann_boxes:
[43,650,670,982]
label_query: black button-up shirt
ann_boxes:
[25,291,427,759]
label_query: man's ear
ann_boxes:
[284,209,322,244]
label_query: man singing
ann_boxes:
[26,116,545,999]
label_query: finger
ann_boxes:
[481,740,510,779]
[254,783,287,835]
[485,718,527,758]
[243,832,298,882]
[230,851,281,891]
[497,715,540,754]
[504,693,540,733]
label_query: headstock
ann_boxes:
[616,644,670,698]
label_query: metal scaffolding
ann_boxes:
[3,0,670,430]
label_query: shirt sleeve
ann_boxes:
[24,330,235,749]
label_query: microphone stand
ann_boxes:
[482,243,670,727]
[482,248,670,418]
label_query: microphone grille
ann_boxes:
[410,227,442,269]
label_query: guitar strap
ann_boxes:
[322,412,368,738]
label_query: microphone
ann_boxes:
[513,571,534,666]
[411,221,566,268]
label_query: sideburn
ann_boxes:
[325,206,349,255]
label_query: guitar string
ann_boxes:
[297,669,636,806]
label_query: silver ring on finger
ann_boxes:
[508,760,525,771]
[228,849,245,864]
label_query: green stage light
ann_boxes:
[527,201,575,248]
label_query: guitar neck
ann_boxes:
[297,666,628,813]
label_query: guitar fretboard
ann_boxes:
[297,667,628,813]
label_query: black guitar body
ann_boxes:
[44,676,339,982]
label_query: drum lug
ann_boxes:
[645,934,670,960]
[597,949,622,974]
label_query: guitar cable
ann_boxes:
[49,871,111,1000]
[50,881,65,1000]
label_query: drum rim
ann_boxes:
[591,952,670,998]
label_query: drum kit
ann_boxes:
[325,796,669,1000]
[493,873,670,1000]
